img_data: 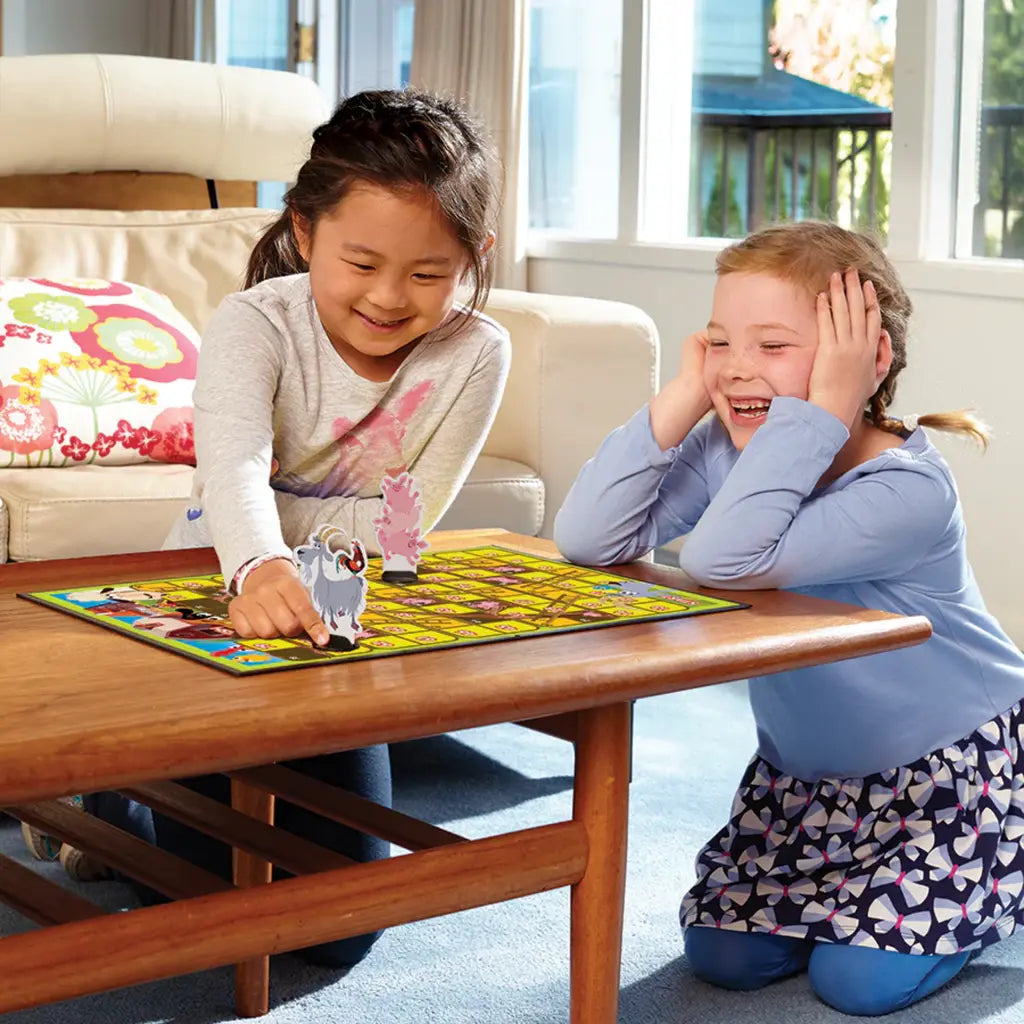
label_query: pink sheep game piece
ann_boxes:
[373,472,429,584]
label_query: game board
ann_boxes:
[18,545,748,675]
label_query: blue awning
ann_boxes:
[694,68,891,128]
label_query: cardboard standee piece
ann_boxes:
[373,472,429,585]
[293,525,369,651]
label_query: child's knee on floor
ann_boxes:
[684,926,812,990]
[808,943,971,1016]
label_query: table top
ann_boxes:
[0,529,931,803]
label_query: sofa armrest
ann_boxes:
[482,289,660,538]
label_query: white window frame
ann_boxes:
[526,0,1024,298]
[953,0,985,258]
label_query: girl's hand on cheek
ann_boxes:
[649,331,714,450]
[808,270,882,431]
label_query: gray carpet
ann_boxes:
[4,682,1024,1023]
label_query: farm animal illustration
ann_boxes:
[594,580,699,605]
[373,472,428,583]
[293,525,369,651]
[23,546,744,675]
[65,585,164,606]
[131,615,235,641]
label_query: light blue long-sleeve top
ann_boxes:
[554,397,1024,782]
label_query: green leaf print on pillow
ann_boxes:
[8,293,99,332]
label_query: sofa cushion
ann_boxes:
[0,208,275,334]
[436,457,544,537]
[0,277,199,467]
[0,463,194,561]
[0,456,542,562]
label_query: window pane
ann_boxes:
[964,0,1024,258]
[221,1,293,208]
[345,0,415,94]
[396,2,415,87]
[528,0,622,237]
[226,0,290,71]
[642,0,895,244]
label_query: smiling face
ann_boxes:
[704,272,819,450]
[294,183,469,380]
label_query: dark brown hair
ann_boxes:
[716,221,989,447]
[245,88,501,334]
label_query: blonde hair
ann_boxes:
[716,221,989,448]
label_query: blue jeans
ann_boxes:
[684,926,971,1016]
[87,744,392,968]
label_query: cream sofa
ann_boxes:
[0,54,658,563]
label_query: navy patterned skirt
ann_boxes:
[680,702,1024,955]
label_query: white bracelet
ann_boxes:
[232,553,291,595]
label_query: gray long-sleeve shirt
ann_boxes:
[165,274,510,585]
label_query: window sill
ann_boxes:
[893,258,1024,300]
[526,237,722,272]
[526,237,1024,300]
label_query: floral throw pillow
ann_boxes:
[0,278,199,467]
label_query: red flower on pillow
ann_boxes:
[0,384,59,454]
[60,435,91,461]
[147,407,196,464]
[133,426,161,456]
[113,419,139,448]
[30,279,134,297]
[70,304,198,383]
[92,433,117,457]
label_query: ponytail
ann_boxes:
[915,410,991,450]
[868,394,990,450]
[244,211,308,289]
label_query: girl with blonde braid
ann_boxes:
[555,221,1024,1016]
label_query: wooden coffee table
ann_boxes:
[0,529,931,1021]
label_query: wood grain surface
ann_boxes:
[0,529,931,803]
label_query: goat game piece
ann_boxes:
[293,524,369,652]
[373,472,428,584]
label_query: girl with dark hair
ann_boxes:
[170,87,509,630]
[29,90,510,970]
[554,221,1024,1015]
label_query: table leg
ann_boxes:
[570,702,631,1024]
[231,778,275,1018]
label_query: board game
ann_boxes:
[18,545,748,675]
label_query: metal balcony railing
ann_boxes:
[693,122,893,240]
[976,105,1024,258]
[694,106,1024,257]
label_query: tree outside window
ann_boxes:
[975,0,1024,257]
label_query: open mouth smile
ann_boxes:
[356,310,411,330]
[729,398,772,420]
